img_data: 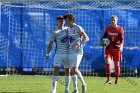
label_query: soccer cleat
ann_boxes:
[105,80,112,84]
[115,80,118,84]
[65,90,71,93]
[50,89,56,93]
[82,84,87,93]
[72,89,78,93]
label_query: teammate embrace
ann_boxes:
[46,14,89,93]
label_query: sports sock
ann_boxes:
[65,76,70,90]
[115,66,120,83]
[77,70,86,85]
[71,75,78,90]
[106,74,111,81]
[52,76,58,90]
[106,64,111,81]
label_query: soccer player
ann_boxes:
[46,16,71,93]
[100,15,124,84]
[63,14,89,93]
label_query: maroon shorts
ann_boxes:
[105,49,122,62]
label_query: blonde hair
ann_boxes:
[111,15,118,20]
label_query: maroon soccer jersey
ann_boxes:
[102,25,124,50]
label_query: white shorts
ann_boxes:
[54,54,72,68]
[70,53,83,68]
[54,53,83,68]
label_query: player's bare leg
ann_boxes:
[50,66,60,93]
[71,68,78,93]
[105,58,112,84]
[114,61,120,84]
[71,67,86,93]
[65,68,71,93]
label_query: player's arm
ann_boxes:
[72,31,89,50]
[101,29,108,40]
[79,31,89,44]
[100,29,108,46]
[120,29,124,51]
[120,28,124,44]
[46,41,53,55]
[115,28,124,46]
[46,32,56,62]
[115,28,124,51]
[46,41,54,62]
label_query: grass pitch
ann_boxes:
[0,75,139,93]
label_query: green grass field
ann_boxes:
[0,75,139,93]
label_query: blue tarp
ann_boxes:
[0,1,140,71]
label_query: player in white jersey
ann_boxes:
[46,16,71,93]
[63,14,89,93]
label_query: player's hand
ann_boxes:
[100,40,106,47]
[120,44,123,52]
[115,45,121,48]
[72,43,79,50]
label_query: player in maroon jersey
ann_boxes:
[100,15,124,84]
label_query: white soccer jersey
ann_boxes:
[50,27,68,54]
[66,23,84,54]
[50,24,84,54]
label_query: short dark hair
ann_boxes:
[63,13,75,22]
[57,16,64,20]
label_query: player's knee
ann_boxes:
[114,61,120,66]
[72,67,78,74]
[105,58,111,64]
[53,67,60,75]
[65,68,71,76]
[65,73,70,76]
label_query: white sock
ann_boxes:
[77,71,86,85]
[71,75,78,90]
[65,76,70,90]
[52,76,58,90]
